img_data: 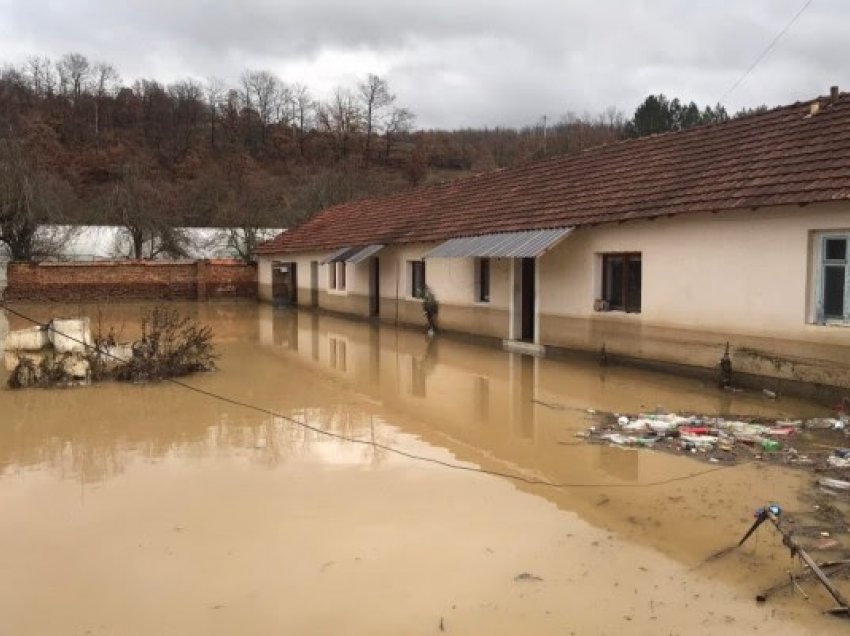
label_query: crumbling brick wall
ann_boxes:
[3,260,257,302]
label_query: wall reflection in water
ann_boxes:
[257,306,638,488]
[1,302,820,489]
[256,306,828,491]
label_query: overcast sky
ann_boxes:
[0,0,846,128]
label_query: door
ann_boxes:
[310,261,319,308]
[272,261,298,306]
[369,257,380,317]
[520,257,535,342]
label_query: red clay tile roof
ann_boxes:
[258,93,850,254]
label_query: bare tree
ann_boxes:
[241,69,281,146]
[0,138,74,261]
[383,107,415,163]
[169,79,204,154]
[291,83,312,156]
[57,53,91,101]
[92,62,120,137]
[358,74,394,166]
[317,88,360,159]
[110,164,187,259]
[205,77,226,150]
[188,159,287,261]
[25,56,53,97]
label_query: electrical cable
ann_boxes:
[720,0,815,103]
[1,302,736,489]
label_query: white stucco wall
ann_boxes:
[538,202,850,343]
[259,202,850,386]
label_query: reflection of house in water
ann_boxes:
[511,354,536,439]
[256,307,768,491]
[257,308,583,486]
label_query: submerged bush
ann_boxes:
[7,352,91,388]
[112,307,217,383]
[6,306,217,389]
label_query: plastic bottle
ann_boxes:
[761,439,781,452]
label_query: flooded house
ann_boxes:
[257,89,850,391]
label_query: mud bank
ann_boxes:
[1,301,848,635]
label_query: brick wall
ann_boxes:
[3,260,257,302]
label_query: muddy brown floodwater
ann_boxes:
[1,301,848,635]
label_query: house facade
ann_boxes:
[257,92,850,391]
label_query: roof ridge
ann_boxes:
[257,91,850,254]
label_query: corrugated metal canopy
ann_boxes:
[424,228,573,259]
[346,244,384,264]
[320,246,356,264]
[321,244,385,264]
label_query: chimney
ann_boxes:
[831,85,840,105]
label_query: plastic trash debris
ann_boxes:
[819,477,850,491]
[760,439,782,452]
[827,453,850,468]
[805,418,845,430]
[617,416,629,427]
[622,419,650,431]
[681,434,718,446]
[600,433,640,447]
[765,426,795,437]
[679,426,713,436]
[762,389,778,400]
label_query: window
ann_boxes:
[602,253,641,313]
[336,262,346,290]
[327,261,346,291]
[820,234,849,322]
[410,260,426,299]
[476,258,491,303]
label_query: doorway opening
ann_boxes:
[369,257,380,317]
[272,261,297,306]
[520,257,535,342]
[309,261,319,308]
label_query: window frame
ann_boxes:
[336,261,346,291]
[817,232,850,324]
[600,252,642,314]
[409,260,426,299]
[327,261,336,290]
[326,261,346,292]
[475,257,491,303]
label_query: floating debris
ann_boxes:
[579,409,850,472]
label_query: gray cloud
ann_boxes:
[1,0,847,128]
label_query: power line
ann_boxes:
[720,0,815,104]
[1,302,734,489]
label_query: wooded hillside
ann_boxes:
[0,52,750,260]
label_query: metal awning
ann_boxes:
[321,244,385,265]
[346,244,384,264]
[423,228,574,259]
[320,246,353,264]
